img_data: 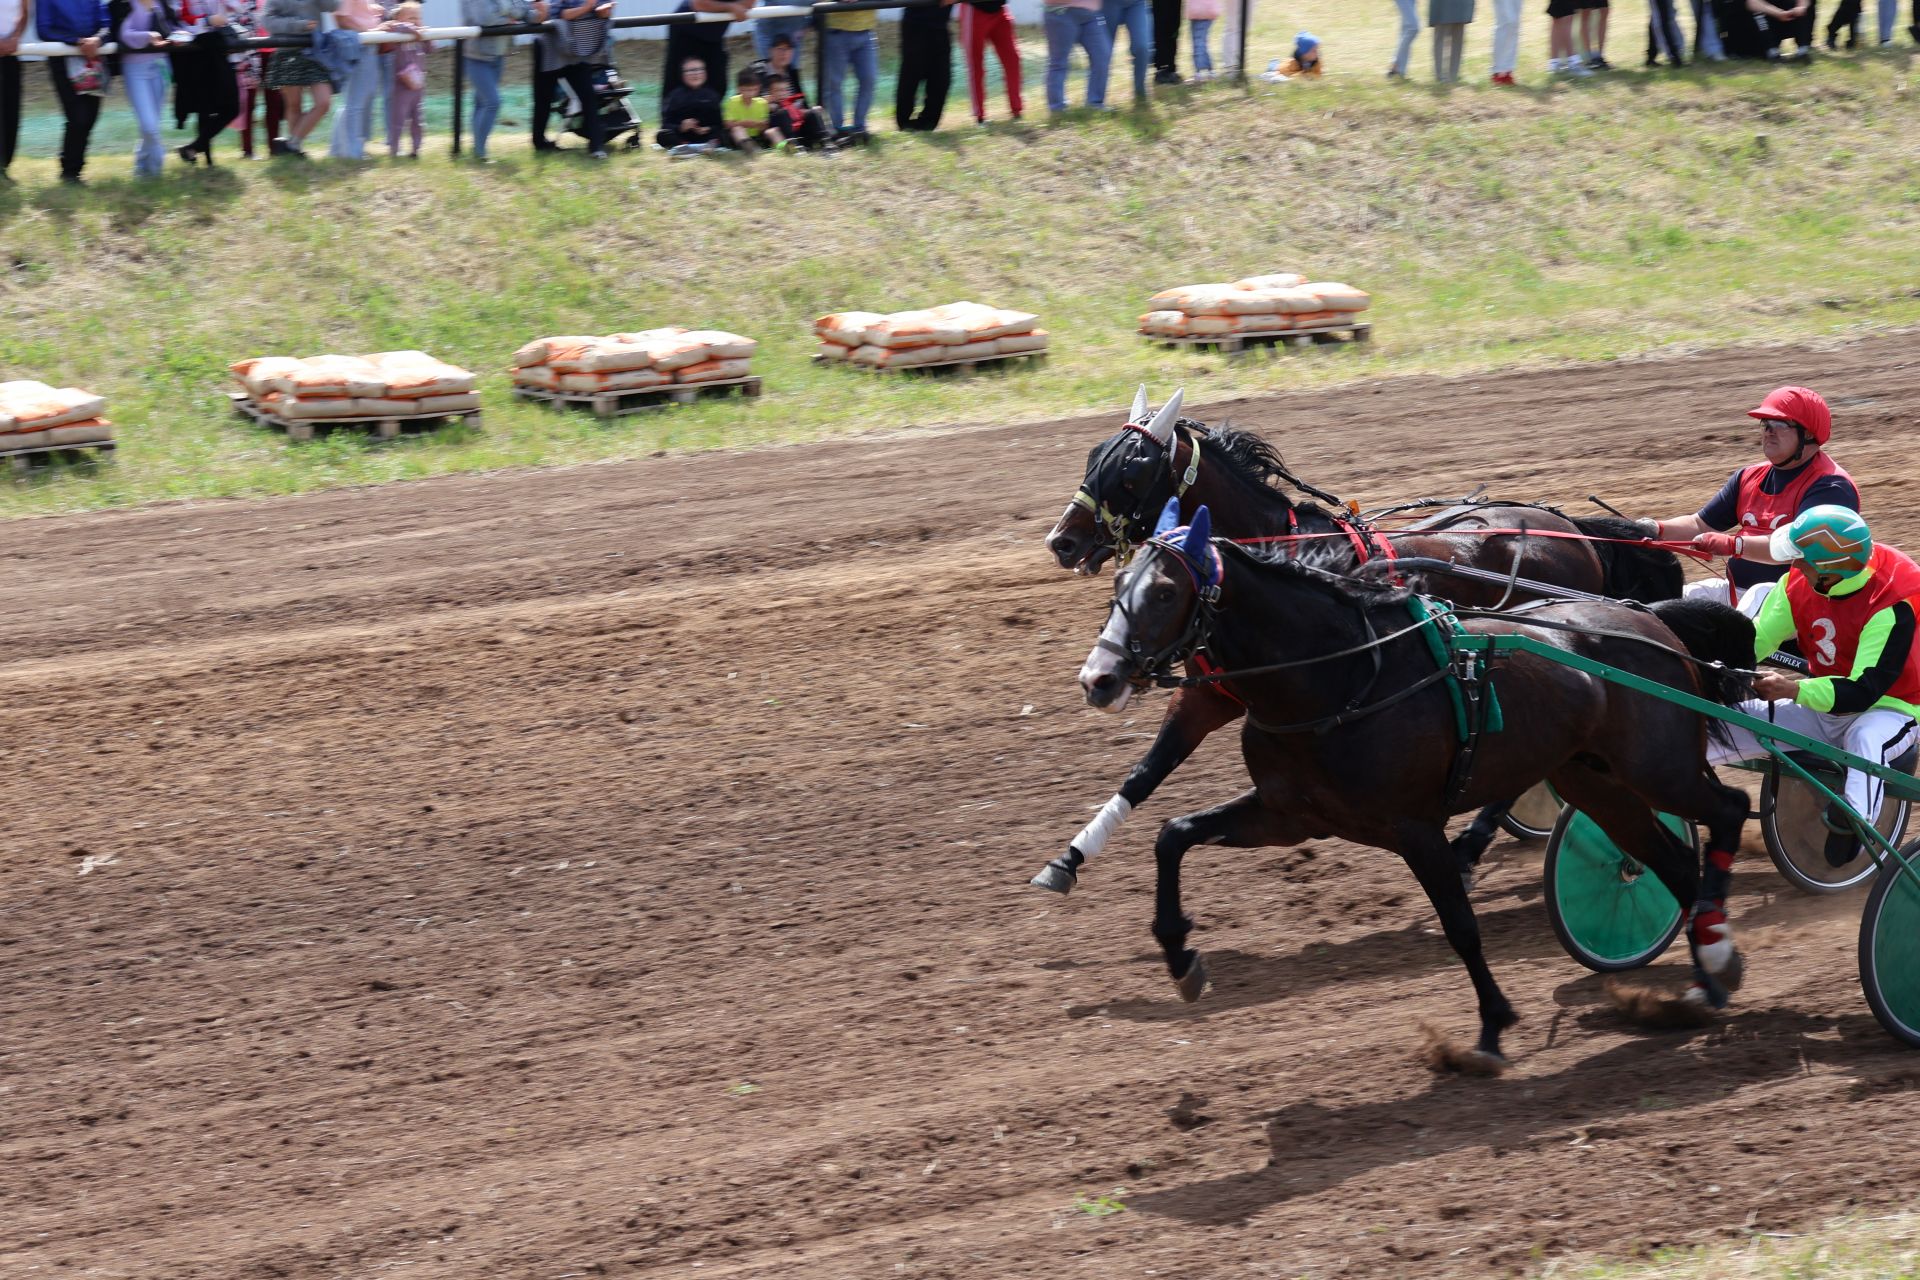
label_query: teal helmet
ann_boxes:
[1769,504,1873,575]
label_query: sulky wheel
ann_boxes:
[1498,782,1563,841]
[1763,751,1911,895]
[1857,841,1920,1047]
[1544,807,1691,972]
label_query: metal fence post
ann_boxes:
[1234,0,1248,81]
[452,39,466,156]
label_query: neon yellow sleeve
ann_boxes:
[1752,582,1797,662]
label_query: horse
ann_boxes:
[1073,502,1754,1067]
[1032,387,1686,895]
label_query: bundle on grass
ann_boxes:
[0,380,113,450]
[229,353,480,420]
[1139,275,1370,337]
[510,327,759,394]
[813,302,1047,366]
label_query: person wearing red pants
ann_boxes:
[959,0,1021,123]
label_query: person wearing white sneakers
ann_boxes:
[1490,0,1521,80]
[1547,0,1592,72]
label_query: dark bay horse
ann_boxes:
[1074,506,1753,1066]
[1032,387,1685,895]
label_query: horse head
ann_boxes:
[1079,500,1217,712]
[1046,386,1187,574]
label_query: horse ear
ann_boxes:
[1183,505,1211,560]
[1154,496,1182,537]
[1147,388,1184,444]
[1130,384,1149,423]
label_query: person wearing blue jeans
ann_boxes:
[1389,0,1420,73]
[1101,0,1151,98]
[1689,0,1726,54]
[1043,0,1111,109]
[461,0,542,159]
[118,0,175,176]
[821,17,878,135]
[329,42,384,157]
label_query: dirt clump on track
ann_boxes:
[6,337,1920,1279]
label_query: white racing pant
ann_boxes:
[1683,577,1774,619]
[1708,701,1918,824]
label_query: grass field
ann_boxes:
[1,1,1915,519]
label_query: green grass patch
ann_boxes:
[3,3,1918,517]
[1563,1211,1920,1278]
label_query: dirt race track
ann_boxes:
[8,336,1920,1280]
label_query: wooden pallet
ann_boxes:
[813,349,1049,376]
[230,392,481,442]
[1145,320,1372,357]
[511,376,763,419]
[2,439,117,479]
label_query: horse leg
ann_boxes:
[1033,686,1244,894]
[1150,787,1300,1003]
[1450,801,1514,888]
[1397,822,1519,1064]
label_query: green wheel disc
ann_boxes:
[1545,807,1690,972]
[1859,844,1920,1048]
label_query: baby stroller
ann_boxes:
[557,66,645,151]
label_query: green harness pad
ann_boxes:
[1407,596,1505,741]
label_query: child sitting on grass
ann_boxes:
[764,73,833,150]
[723,66,782,149]
[655,54,726,154]
[1260,30,1323,79]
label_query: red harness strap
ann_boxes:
[1189,652,1246,707]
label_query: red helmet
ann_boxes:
[1746,385,1832,445]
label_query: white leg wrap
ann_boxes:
[1071,795,1133,860]
[1697,922,1735,974]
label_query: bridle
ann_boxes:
[1098,534,1221,684]
[1072,421,1202,568]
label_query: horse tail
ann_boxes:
[1650,597,1756,747]
[1572,515,1685,603]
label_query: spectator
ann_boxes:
[1388,0,1419,75]
[723,63,774,146]
[38,0,109,183]
[1690,0,1727,54]
[547,0,612,155]
[263,0,339,156]
[1102,0,1152,102]
[327,0,385,158]
[895,0,952,131]
[1717,0,1817,57]
[1150,0,1179,84]
[1647,0,1685,61]
[1042,0,1109,108]
[221,0,272,157]
[749,0,803,67]
[1883,0,1920,43]
[822,0,878,139]
[1268,26,1320,74]
[1578,0,1609,66]
[1215,0,1250,76]
[656,51,723,149]
[170,0,240,163]
[1490,0,1519,79]
[382,0,426,155]
[660,0,746,117]
[763,70,831,147]
[1,0,27,184]
[1187,0,1217,78]
[117,0,173,178]
[460,0,543,161]
[751,30,804,101]
[1547,0,1591,73]
[958,0,1020,122]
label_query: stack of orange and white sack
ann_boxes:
[230,352,481,420]
[510,327,758,394]
[1138,275,1371,338]
[813,302,1047,368]
[0,380,112,449]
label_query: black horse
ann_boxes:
[1034,388,1685,895]
[1074,504,1752,1066]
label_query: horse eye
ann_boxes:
[1152,584,1177,604]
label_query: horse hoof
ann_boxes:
[1030,863,1076,895]
[1173,953,1209,1003]
[1419,1023,1508,1076]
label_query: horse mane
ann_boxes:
[1220,537,1412,605]
[1193,423,1343,527]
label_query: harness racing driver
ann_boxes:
[1641,385,1860,616]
